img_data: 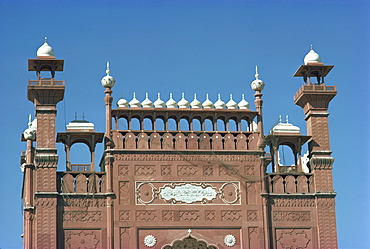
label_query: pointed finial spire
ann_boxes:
[74,112,77,120]
[310,44,313,50]
[255,65,260,79]
[279,115,282,123]
[286,115,289,123]
[82,112,85,120]
[28,114,32,128]
[44,37,48,43]
[106,61,110,75]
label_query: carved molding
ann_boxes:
[273,211,311,222]
[62,198,106,207]
[63,211,102,222]
[114,153,260,162]
[271,197,315,207]
[310,157,334,170]
[35,154,58,168]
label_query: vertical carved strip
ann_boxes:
[317,198,337,248]
[248,227,259,249]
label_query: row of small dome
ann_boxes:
[117,93,250,109]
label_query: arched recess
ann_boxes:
[241,119,249,132]
[118,117,128,130]
[167,118,177,131]
[69,143,92,171]
[229,118,238,131]
[130,117,140,130]
[192,118,201,131]
[204,118,213,131]
[180,118,190,131]
[143,117,153,131]
[217,118,226,131]
[155,117,165,131]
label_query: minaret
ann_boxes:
[294,46,338,248]
[101,62,115,249]
[27,38,65,248]
[22,116,36,249]
[251,65,265,147]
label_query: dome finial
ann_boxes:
[251,65,265,91]
[279,115,282,123]
[310,44,313,50]
[106,61,110,75]
[44,37,48,43]
[255,65,260,79]
[101,61,115,88]
[286,115,289,123]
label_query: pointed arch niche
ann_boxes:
[163,235,218,249]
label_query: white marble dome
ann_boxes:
[37,38,54,57]
[304,46,321,64]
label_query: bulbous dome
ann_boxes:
[37,38,54,57]
[226,94,238,109]
[304,46,321,64]
[238,94,250,109]
[214,94,226,109]
[142,93,153,108]
[117,93,129,107]
[129,93,141,108]
[190,94,202,109]
[178,93,190,108]
[202,94,214,109]
[101,62,115,88]
[166,93,178,108]
[154,93,166,108]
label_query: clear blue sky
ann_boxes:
[0,0,369,248]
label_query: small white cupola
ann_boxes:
[304,45,321,65]
[36,37,55,57]
[270,115,301,134]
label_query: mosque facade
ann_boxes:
[21,41,338,248]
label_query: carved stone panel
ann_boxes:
[221,210,242,221]
[275,229,312,249]
[119,181,130,205]
[63,211,102,223]
[118,165,129,176]
[203,164,214,176]
[136,210,158,222]
[247,210,258,222]
[177,165,197,176]
[161,165,172,176]
[273,211,311,222]
[64,230,102,249]
[135,165,156,176]
[119,211,130,222]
